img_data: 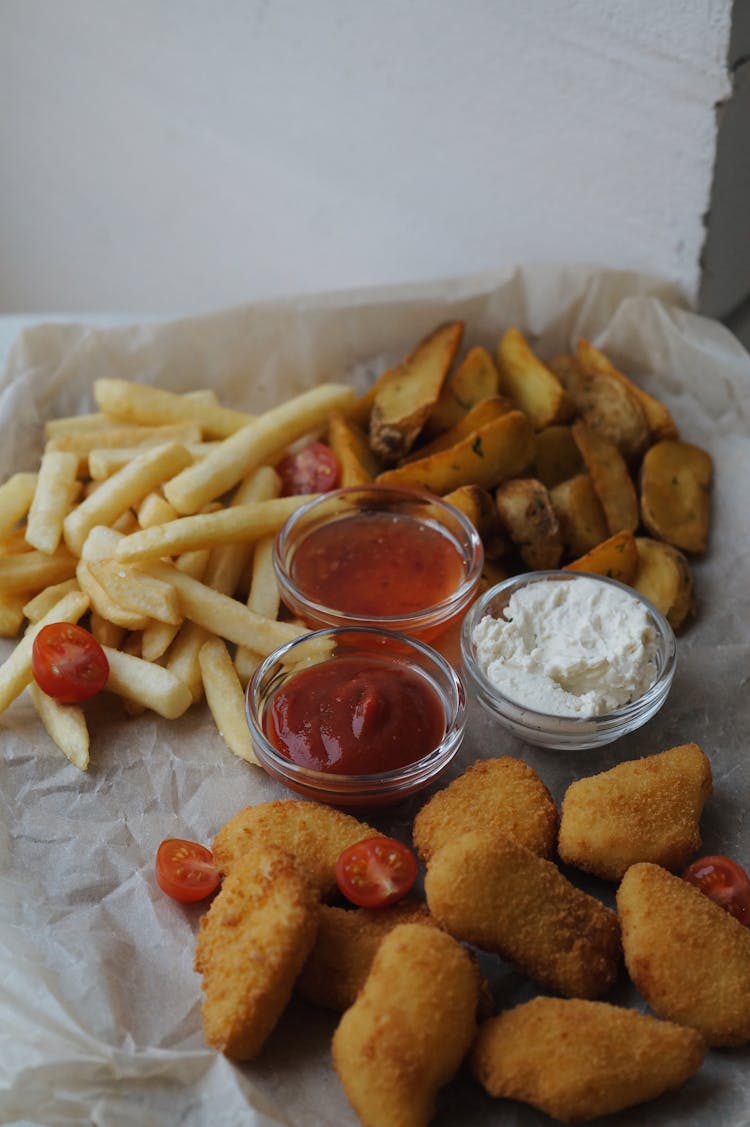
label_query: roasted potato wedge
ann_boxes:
[530,424,584,489]
[404,396,515,462]
[577,338,679,442]
[368,321,464,461]
[443,483,509,558]
[572,421,639,535]
[550,473,609,558]
[376,410,535,495]
[327,411,382,486]
[551,349,650,463]
[496,328,572,430]
[425,345,500,435]
[633,536,696,630]
[640,439,713,554]
[564,529,639,585]
[495,478,564,571]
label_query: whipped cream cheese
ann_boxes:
[471,576,658,718]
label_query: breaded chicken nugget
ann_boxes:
[212,799,377,898]
[471,997,705,1123]
[413,756,557,863]
[297,901,437,1011]
[558,743,712,880]
[332,922,479,1127]
[425,831,621,998]
[194,844,319,1060]
[617,862,750,1047]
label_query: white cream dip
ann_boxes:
[471,576,658,718]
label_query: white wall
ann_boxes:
[0,0,732,314]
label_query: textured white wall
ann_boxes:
[0,0,732,314]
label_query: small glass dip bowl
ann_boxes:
[273,485,484,641]
[460,570,677,751]
[246,626,467,806]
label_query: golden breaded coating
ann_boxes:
[413,756,558,864]
[212,799,377,899]
[471,997,705,1123]
[332,923,479,1127]
[425,831,621,998]
[617,862,750,1047]
[296,901,437,1012]
[558,743,712,880]
[194,844,319,1060]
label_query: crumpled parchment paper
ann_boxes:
[1,264,749,1127]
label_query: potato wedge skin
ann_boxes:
[576,338,679,442]
[497,328,573,429]
[640,439,713,554]
[495,477,563,570]
[327,410,382,486]
[633,536,696,630]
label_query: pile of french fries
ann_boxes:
[0,321,711,773]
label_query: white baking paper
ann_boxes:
[1,264,749,1126]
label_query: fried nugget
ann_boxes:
[212,799,377,899]
[558,743,712,880]
[332,922,479,1127]
[425,831,621,998]
[471,997,705,1123]
[413,756,557,864]
[194,844,319,1060]
[296,901,437,1012]
[617,862,750,1047]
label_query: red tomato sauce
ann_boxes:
[289,511,465,617]
[265,655,445,774]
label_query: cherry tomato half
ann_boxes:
[31,622,109,704]
[155,839,221,903]
[336,836,418,909]
[277,441,340,496]
[682,855,750,926]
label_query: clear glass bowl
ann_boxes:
[273,485,484,641]
[460,570,677,751]
[246,627,467,806]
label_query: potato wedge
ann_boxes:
[572,421,639,535]
[369,321,464,461]
[565,530,638,585]
[577,338,678,442]
[550,473,608,558]
[633,537,696,630]
[403,396,515,462]
[551,349,650,463]
[424,345,500,435]
[442,484,509,559]
[327,411,383,486]
[376,410,535,495]
[495,478,563,571]
[640,440,712,554]
[530,425,583,489]
[496,329,572,429]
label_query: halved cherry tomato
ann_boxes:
[682,855,750,926]
[277,441,340,496]
[31,622,109,704]
[155,838,221,903]
[335,836,418,908]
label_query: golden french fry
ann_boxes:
[0,473,38,540]
[89,611,126,649]
[93,378,255,439]
[0,590,90,714]
[23,579,82,623]
[565,530,639,585]
[497,329,572,429]
[199,637,260,765]
[165,621,211,704]
[246,534,280,620]
[0,593,27,637]
[28,682,90,771]
[115,494,314,563]
[162,383,355,515]
[102,645,193,719]
[0,546,77,595]
[234,645,264,686]
[76,561,151,630]
[0,528,34,556]
[47,422,203,474]
[44,412,111,438]
[63,442,193,556]
[25,450,79,554]
[136,492,180,528]
[87,560,182,626]
[80,525,124,561]
[201,465,281,597]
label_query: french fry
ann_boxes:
[165,621,211,704]
[25,451,79,554]
[23,579,81,623]
[0,473,37,540]
[201,465,281,597]
[47,422,203,473]
[114,494,314,564]
[234,646,265,686]
[0,546,77,595]
[44,412,111,439]
[425,345,501,436]
[495,478,564,571]
[199,637,259,765]
[246,534,280,619]
[0,590,90,715]
[633,537,696,631]
[162,383,355,515]
[88,442,217,482]
[550,474,609,558]
[497,329,572,429]
[76,561,151,630]
[576,338,679,442]
[565,530,639,585]
[63,442,193,556]
[136,492,179,528]
[640,440,712,554]
[87,560,182,626]
[0,528,33,556]
[28,682,90,771]
[572,422,639,535]
[102,645,193,719]
[376,410,535,494]
[327,411,382,486]
[93,378,256,439]
[0,593,27,637]
[89,611,126,650]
